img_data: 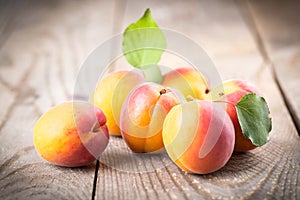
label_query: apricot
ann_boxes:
[162,100,235,174]
[33,102,109,167]
[162,67,210,100]
[120,82,185,153]
[212,79,262,152]
[92,70,145,136]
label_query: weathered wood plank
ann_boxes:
[1,0,299,199]
[96,0,300,199]
[245,0,300,134]
[0,0,117,199]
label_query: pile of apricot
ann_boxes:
[34,67,267,174]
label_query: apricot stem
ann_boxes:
[160,89,167,95]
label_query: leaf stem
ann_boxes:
[213,99,236,106]
[142,64,163,84]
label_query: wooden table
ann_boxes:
[0,0,299,199]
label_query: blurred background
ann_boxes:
[0,0,299,129]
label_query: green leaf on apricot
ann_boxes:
[235,93,272,146]
[122,8,166,68]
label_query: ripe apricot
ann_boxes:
[120,82,185,153]
[163,100,235,174]
[34,102,109,167]
[212,79,263,152]
[92,70,145,136]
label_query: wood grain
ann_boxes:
[0,0,116,199]
[244,0,300,135]
[0,0,299,199]
[95,0,300,199]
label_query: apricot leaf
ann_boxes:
[235,93,272,146]
[122,8,166,69]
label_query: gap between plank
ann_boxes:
[91,1,129,199]
[236,0,300,136]
[91,160,100,200]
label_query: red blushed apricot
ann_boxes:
[212,79,263,152]
[33,102,109,167]
[226,91,257,152]
[120,82,185,153]
[163,101,235,174]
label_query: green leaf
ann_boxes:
[235,93,272,146]
[122,8,166,68]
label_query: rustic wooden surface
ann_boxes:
[0,0,299,199]
[245,0,300,135]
